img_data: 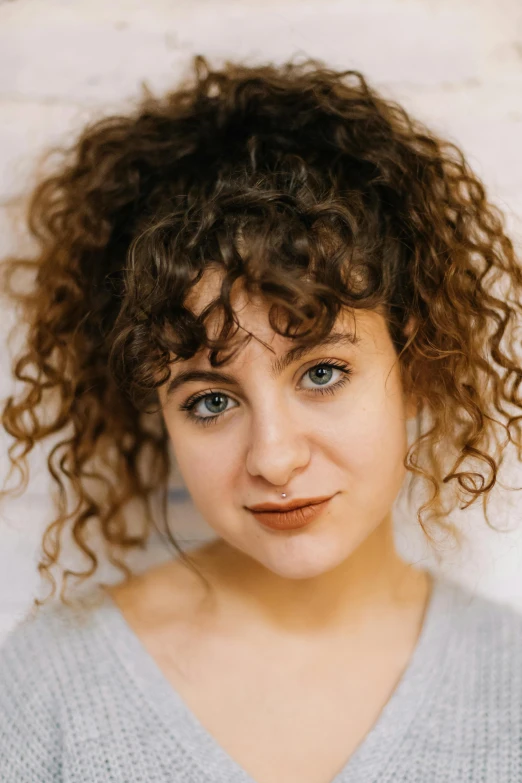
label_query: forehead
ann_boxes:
[183,265,384,350]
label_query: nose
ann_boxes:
[244,400,311,486]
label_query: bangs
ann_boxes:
[119,182,394,394]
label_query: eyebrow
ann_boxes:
[163,331,361,400]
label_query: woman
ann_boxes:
[1,54,522,782]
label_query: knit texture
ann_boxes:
[0,573,521,782]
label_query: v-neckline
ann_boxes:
[94,573,456,783]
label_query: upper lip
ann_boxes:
[247,495,334,513]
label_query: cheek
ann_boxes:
[165,418,241,504]
[326,376,408,478]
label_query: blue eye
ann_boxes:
[202,393,229,415]
[301,361,351,391]
[307,365,334,385]
[189,392,236,421]
[180,360,352,427]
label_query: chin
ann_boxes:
[253,535,354,580]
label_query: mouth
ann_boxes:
[246,495,335,531]
[248,495,333,513]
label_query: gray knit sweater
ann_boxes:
[0,574,521,782]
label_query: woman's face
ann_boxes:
[158,270,417,580]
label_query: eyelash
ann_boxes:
[178,359,353,428]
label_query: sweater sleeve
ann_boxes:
[0,613,63,783]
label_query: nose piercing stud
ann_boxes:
[281,493,287,498]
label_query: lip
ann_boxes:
[247,495,333,512]
[247,495,335,531]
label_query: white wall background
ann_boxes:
[1,0,522,643]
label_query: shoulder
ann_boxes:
[0,594,110,782]
[398,577,522,772]
[0,592,109,678]
[0,592,109,701]
[436,578,522,723]
[438,576,522,655]
[446,578,522,638]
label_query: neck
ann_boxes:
[185,515,431,638]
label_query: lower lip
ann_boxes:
[249,498,332,531]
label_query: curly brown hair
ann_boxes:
[2,54,522,612]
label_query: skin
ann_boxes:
[152,268,432,641]
[106,269,433,782]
